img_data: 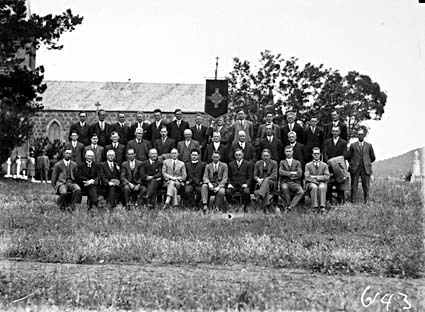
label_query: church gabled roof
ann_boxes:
[41,80,205,112]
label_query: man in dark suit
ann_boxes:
[99,150,121,209]
[140,148,163,208]
[51,148,81,210]
[324,110,348,141]
[322,125,348,163]
[255,111,281,145]
[284,131,306,173]
[112,112,131,146]
[258,124,283,163]
[184,149,206,207]
[253,149,278,212]
[77,150,100,209]
[190,113,209,155]
[130,111,150,141]
[148,108,166,143]
[204,131,228,163]
[127,127,152,161]
[167,108,189,143]
[64,131,84,165]
[120,148,143,209]
[83,134,105,163]
[279,146,304,211]
[213,116,232,146]
[229,130,256,162]
[89,109,111,147]
[281,111,305,146]
[153,126,175,160]
[226,149,253,212]
[177,129,201,163]
[345,129,376,203]
[304,117,324,163]
[69,111,90,146]
[105,131,126,165]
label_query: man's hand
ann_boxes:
[108,181,115,186]
[185,181,190,185]
[213,186,220,193]
[228,183,234,189]
[241,183,248,188]
[257,178,264,185]
[146,176,153,181]
[128,183,135,190]
[208,182,214,189]
[134,184,141,191]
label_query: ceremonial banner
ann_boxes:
[205,79,228,118]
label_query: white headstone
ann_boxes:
[16,158,21,179]
[5,158,11,178]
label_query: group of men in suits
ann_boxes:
[53,107,375,211]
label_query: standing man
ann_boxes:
[201,151,228,213]
[112,112,131,146]
[258,124,283,163]
[153,126,175,159]
[99,150,121,209]
[148,109,166,143]
[77,150,100,209]
[304,116,324,163]
[51,148,81,211]
[190,113,209,155]
[162,148,187,209]
[305,147,330,213]
[130,111,150,141]
[184,149,206,207]
[228,130,256,162]
[36,149,50,183]
[69,111,90,146]
[120,148,143,209]
[226,149,253,212]
[167,108,190,143]
[127,127,152,161]
[324,110,348,141]
[64,131,84,165]
[281,111,305,146]
[89,109,111,147]
[253,149,278,212]
[346,129,376,203]
[204,131,227,163]
[84,134,105,163]
[105,131,126,165]
[284,131,306,173]
[213,116,232,146]
[177,129,201,163]
[140,148,163,209]
[256,111,281,144]
[322,126,348,163]
[231,110,254,145]
[279,146,304,211]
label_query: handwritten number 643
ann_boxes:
[361,285,411,310]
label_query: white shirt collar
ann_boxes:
[63,160,70,166]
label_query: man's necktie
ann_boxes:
[173,161,176,171]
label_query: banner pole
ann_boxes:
[215,56,219,80]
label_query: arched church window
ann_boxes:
[47,120,61,142]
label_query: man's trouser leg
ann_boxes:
[57,184,68,209]
[67,183,81,209]
[359,165,370,203]
[123,185,131,206]
[146,180,159,203]
[201,184,209,205]
[85,185,98,208]
[280,183,291,206]
[166,181,179,206]
[308,183,319,208]
[350,169,360,203]
[185,184,194,206]
[214,187,226,211]
[318,182,327,207]
[288,182,304,207]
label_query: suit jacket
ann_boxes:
[99,161,121,186]
[229,142,256,162]
[64,142,84,165]
[162,158,187,184]
[203,162,228,188]
[190,125,209,149]
[304,127,324,160]
[258,136,283,163]
[120,160,143,185]
[281,123,305,146]
[148,120,166,143]
[305,161,330,185]
[204,142,228,163]
[84,145,105,163]
[323,138,348,163]
[89,122,112,147]
[177,139,201,163]
[76,161,100,186]
[167,120,190,143]
[279,159,302,184]
[126,139,152,161]
[214,125,232,145]
[346,141,376,175]
[51,160,78,191]
[112,122,131,146]
[69,122,90,146]
[140,159,162,183]
[153,137,176,156]
[253,159,278,183]
[185,161,206,186]
[324,121,348,141]
[130,122,150,140]
[283,142,306,171]
[232,120,254,144]
[228,160,253,186]
[256,123,281,142]
[105,143,126,165]
[36,155,49,170]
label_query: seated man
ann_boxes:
[120,148,143,209]
[279,146,304,211]
[140,148,163,209]
[162,148,186,209]
[184,149,206,207]
[153,126,175,160]
[305,147,330,213]
[77,150,100,209]
[226,149,253,212]
[100,150,121,209]
[203,131,227,163]
[177,129,201,163]
[201,151,228,213]
[253,149,278,212]
[51,147,81,211]
[228,130,256,162]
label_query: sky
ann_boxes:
[31,0,424,160]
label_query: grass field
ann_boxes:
[0,179,423,311]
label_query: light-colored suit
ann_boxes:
[279,159,304,207]
[201,161,228,208]
[162,158,187,206]
[305,161,330,208]
[232,119,254,144]
[177,139,201,163]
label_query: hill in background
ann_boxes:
[373,147,424,178]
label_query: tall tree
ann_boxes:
[0,0,83,164]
